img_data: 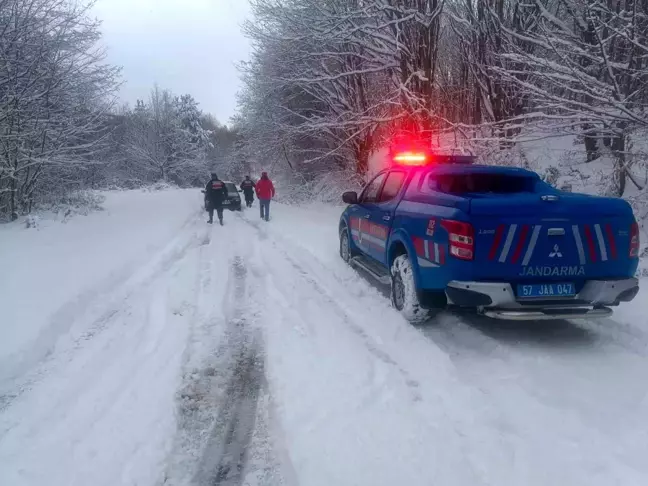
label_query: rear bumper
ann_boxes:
[223,201,242,210]
[446,278,639,320]
[482,307,614,321]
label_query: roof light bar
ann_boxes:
[393,152,427,165]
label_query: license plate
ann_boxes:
[517,283,575,298]
[222,200,229,205]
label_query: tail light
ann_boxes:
[630,222,640,258]
[441,219,474,260]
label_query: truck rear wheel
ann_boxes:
[391,254,430,323]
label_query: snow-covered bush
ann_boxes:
[24,215,40,229]
[39,190,106,221]
[273,169,363,206]
[142,181,178,192]
[543,166,560,187]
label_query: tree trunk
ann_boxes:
[602,124,611,147]
[611,133,626,196]
[281,144,294,170]
[10,177,18,221]
[355,142,370,176]
[583,124,599,162]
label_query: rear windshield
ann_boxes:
[427,173,536,195]
[225,183,238,193]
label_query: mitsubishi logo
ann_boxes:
[549,244,563,258]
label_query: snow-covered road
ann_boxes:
[1,189,648,486]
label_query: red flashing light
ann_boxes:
[393,152,427,166]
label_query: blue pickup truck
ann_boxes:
[339,151,640,322]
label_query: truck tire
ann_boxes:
[390,254,430,323]
[339,226,355,263]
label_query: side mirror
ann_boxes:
[342,191,358,205]
[201,189,206,194]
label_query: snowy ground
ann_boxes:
[1,189,648,486]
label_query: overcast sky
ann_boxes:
[93,0,251,123]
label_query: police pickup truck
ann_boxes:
[339,150,640,322]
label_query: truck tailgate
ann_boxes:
[471,194,637,282]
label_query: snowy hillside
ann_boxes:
[1,188,648,486]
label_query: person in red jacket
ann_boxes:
[255,172,275,221]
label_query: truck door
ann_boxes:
[368,170,407,265]
[349,172,387,261]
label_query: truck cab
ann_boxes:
[339,150,640,322]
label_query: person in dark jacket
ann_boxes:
[255,172,275,221]
[240,176,256,208]
[205,173,229,225]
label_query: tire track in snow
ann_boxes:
[190,255,264,486]
[165,222,268,486]
[242,217,422,402]
[163,224,231,486]
[195,334,263,486]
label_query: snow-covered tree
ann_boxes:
[124,87,210,185]
[443,0,542,138]
[240,0,430,175]
[495,0,648,194]
[0,0,120,220]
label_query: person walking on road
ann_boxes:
[205,172,229,225]
[255,172,275,222]
[240,175,256,208]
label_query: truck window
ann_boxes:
[426,173,536,195]
[360,173,387,203]
[379,171,406,203]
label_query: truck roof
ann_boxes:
[425,164,540,178]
